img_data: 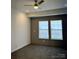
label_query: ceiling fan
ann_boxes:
[24,0,44,9]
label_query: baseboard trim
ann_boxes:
[11,43,31,53]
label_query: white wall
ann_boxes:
[11,8,31,52]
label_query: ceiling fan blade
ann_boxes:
[24,5,34,6]
[38,0,44,5]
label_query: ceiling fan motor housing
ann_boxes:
[34,3,38,6]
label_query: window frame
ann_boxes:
[50,20,63,40]
[38,21,49,39]
[38,17,63,41]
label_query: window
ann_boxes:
[39,20,63,40]
[39,21,49,39]
[50,20,63,40]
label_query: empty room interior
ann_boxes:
[11,0,67,59]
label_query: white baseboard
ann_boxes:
[11,43,30,53]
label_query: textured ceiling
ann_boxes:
[11,0,67,13]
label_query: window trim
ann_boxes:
[38,19,63,41]
[50,20,63,40]
[38,20,49,40]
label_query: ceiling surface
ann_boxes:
[12,0,67,13]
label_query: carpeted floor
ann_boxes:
[11,45,67,59]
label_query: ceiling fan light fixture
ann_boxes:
[34,3,38,9]
[34,6,38,9]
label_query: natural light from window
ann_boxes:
[39,21,49,39]
[50,20,63,40]
[39,20,63,40]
